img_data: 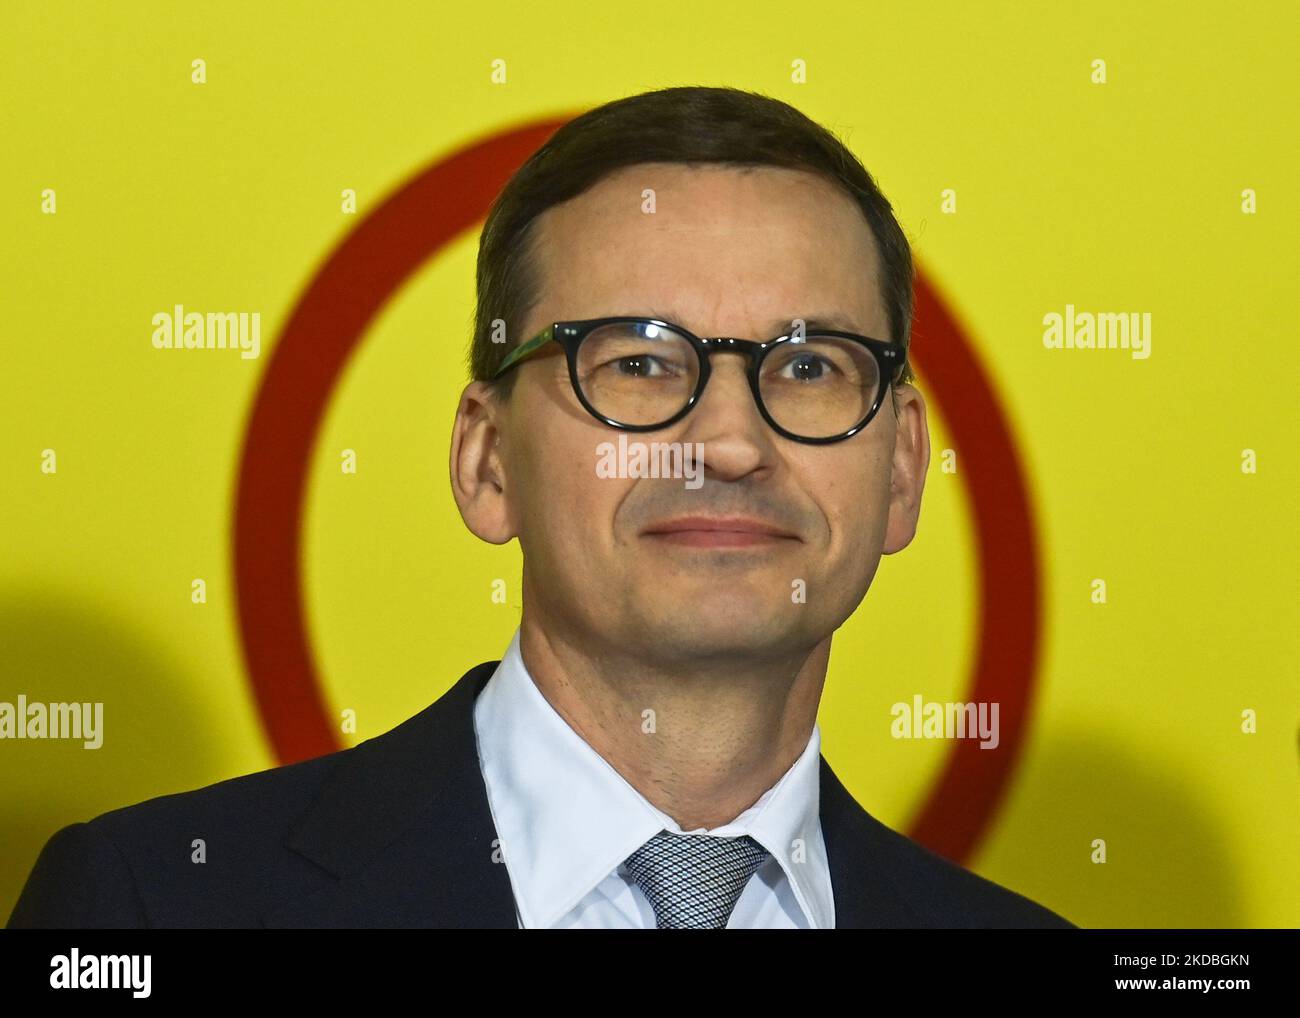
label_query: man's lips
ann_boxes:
[641,516,799,547]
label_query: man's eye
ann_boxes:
[602,354,675,377]
[773,353,839,381]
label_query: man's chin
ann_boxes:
[608,614,806,664]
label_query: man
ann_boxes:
[8,86,1074,929]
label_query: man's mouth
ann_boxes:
[641,515,799,548]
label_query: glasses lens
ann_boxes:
[575,321,699,426]
[758,336,882,439]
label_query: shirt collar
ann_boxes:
[472,626,834,928]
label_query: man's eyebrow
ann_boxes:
[641,309,867,336]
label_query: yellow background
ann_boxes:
[2,0,1297,927]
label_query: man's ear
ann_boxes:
[882,383,930,554]
[449,381,517,545]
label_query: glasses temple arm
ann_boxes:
[493,324,556,378]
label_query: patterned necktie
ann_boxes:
[623,829,771,929]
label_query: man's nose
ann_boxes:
[678,352,772,473]
[695,350,761,413]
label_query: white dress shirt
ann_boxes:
[471,627,835,928]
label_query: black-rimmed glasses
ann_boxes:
[490,316,906,444]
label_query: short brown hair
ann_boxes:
[468,85,915,400]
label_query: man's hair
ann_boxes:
[468,85,916,401]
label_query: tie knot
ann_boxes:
[623,830,771,929]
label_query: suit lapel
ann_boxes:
[262,661,518,928]
[818,755,916,927]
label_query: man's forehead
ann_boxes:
[640,305,872,336]
[529,163,884,333]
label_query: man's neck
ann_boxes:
[517,617,829,831]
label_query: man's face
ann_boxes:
[453,163,928,668]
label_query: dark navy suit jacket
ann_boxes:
[7,661,1076,928]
